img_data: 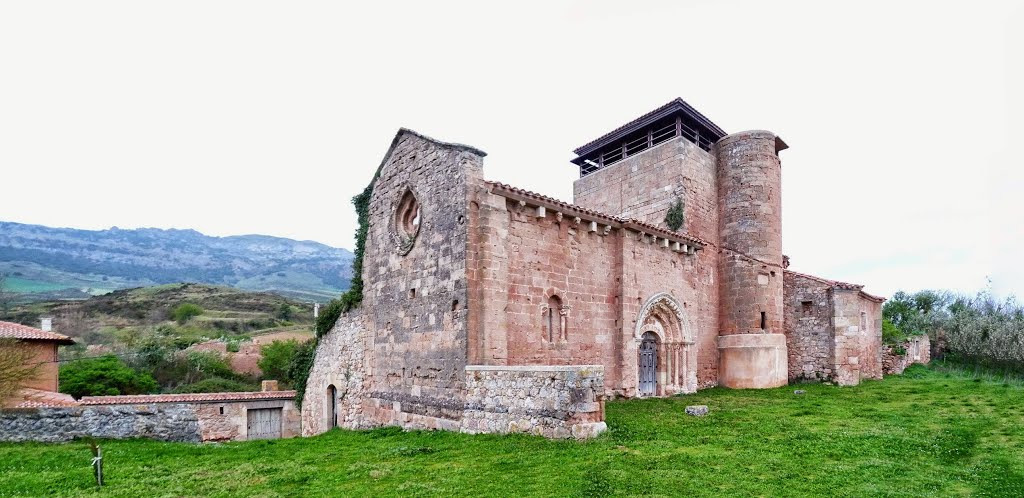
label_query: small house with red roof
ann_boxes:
[0,320,75,393]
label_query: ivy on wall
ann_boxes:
[296,167,381,407]
[665,197,685,232]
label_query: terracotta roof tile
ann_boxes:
[784,270,885,303]
[485,181,708,247]
[0,321,75,344]
[8,389,81,408]
[79,391,296,405]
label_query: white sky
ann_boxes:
[1,1,1021,299]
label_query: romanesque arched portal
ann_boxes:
[634,293,698,395]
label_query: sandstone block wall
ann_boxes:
[0,404,201,443]
[361,130,485,430]
[461,365,606,439]
[716,131,784,336]
[832,290,883,386]
[573,137,719,239]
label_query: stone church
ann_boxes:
[302,98,886,439]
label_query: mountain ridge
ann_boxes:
[0,221,353,301]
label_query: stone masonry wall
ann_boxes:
[1,398,301,443]
[0,404,201,443]
[573,137,720,241]
[784,272,835,381]
[716,131,784,336]
[471,190,717,397]
[883,334,931,375]
[832,290,884,386]
[461,365,606,439]
[302,313,371,436]
[361,130,485,431]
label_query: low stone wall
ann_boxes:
[461,365,606,439]
[883,335,931,375]
[0,404,201,443]
[1,393,300,443]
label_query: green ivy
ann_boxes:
[664,197,685,232]
[296,168,380,407]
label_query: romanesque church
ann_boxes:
[303,98,886,438]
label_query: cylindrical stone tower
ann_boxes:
[716,130,788,388]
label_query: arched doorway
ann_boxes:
[327,385,338,429]
[634,293,698,396]
[638,332,658,396]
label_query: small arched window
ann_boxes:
[546,295,565,342]
[327,385,338,429]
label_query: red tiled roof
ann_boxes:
[8,389,81,408]
[785,270,885,303]
[79,390,296,405]
[486,181,708,247]
[0,321,75,344]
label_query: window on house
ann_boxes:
[760,312,767,330]
[860,311,867,332]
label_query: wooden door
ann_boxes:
[247,408,282,440]
[639,333,658,396]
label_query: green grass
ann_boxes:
[2,365,1023,497]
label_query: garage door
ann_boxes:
[247,408,282,440]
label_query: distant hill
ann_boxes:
[3,283,316,347]
[0,221,353,302]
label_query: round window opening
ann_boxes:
[395,190,421,255]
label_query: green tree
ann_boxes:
[172,303,204,324]
[276,303,293,321]
[259,339,300,386]
[59,355,159,399]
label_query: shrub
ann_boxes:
[59,355,159,399]
[172,303,204,324]
[276,303,293,321]
[664,198,685,232]
[258,339,300,386]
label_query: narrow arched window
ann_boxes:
[547,295,564,342]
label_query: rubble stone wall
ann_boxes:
[461,365,606,439]
[0,404,201,443]
[883,334,931,375]
[784,272,835,381]
[302,314,371,436]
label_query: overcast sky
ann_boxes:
[1,1,1021,299]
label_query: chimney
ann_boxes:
[40,318,53,332]
[261,380,279,392]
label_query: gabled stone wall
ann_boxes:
[360,130,485,431]
[784,272,835,381]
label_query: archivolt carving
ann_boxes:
[634,292,692,344]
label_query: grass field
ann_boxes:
[1,365,1022,497]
